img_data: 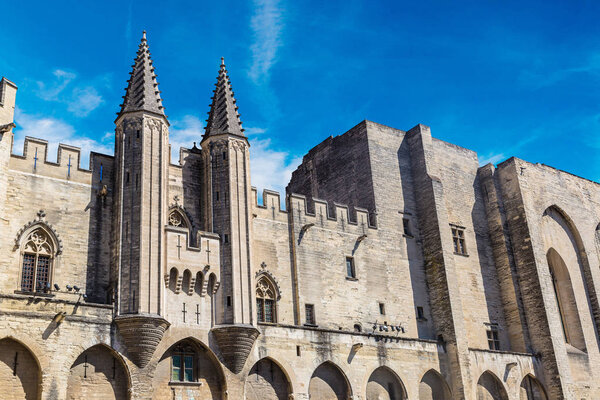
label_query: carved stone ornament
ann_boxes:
[114,314,170,368]
[211,324,260,374]
[14,210,63,255]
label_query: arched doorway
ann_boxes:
[153,338,224,399]
[419,369,451,400]
[309,361,351,400]
[0,338,41,400]
[245,358,291,400]
[366,366,406,400]
[66,344,129,400]
[520,375,547,400]
[477,371,508,400]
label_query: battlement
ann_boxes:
[0,77,18,125]
[9,136,113,186]
[289,193,377,231]
[251,188,377,230]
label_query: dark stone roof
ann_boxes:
[118,31,166,118]
[204,58,245,138]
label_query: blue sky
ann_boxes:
[2,0,600,195]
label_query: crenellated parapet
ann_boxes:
[9,136,114,186]
[290,193,377,233]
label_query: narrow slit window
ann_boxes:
[451,227,467,255]
[403,218,411,236]
[305,304,316,325]
[487,327,500,350]
[346,256,356,278]
[379,302,386,315]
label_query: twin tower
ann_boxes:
[112,32,256,369]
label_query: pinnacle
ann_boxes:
[204,58,244,139]
[117,31,166,119]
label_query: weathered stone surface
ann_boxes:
[0,33,599,399]
[114,314,170,368]
[211,324,260,374]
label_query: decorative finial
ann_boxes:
[221,57,225,66]
[142,30,147,40]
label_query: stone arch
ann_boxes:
[309,361,352,400]
[477,371,509,400]
[168,267,179,293]
[519,374,547,400]
[14,214,63,256]
[182,269,192,295]
[168,206,191,230]
[208,272,218,295]
[153,337,225,400]
[366,366,407,400]
[66,344,130,400]
[195,271,204,295]
[0,337,42,400]
[419,369,452,400]
[245,357,292,400]
[542,205,600,349]
[547,248,586,350]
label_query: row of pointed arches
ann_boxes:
[0,335,547,400]
[167,267,218,297]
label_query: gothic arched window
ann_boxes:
[168,209,188,229]
[256,276,277,323]
[20,228,54,293]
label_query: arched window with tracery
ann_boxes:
[20,228,54,293]
[256,276,277,323]
[168,209,188,229]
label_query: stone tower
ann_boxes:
[202,59,258,374]
[0,78,17,218]
[112,31,170,368]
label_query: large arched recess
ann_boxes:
[542,205,600,348]
[366,366,407,400]
[309,361,352,400]
[519,374,548,400]
[419,369,452,400]
[477,371,509,400]
[0,337,41,400]
[66,344,130,400]
[245,357,292,400]
[152,338,225,400]
[547,248,586,350]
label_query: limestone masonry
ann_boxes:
[0,32,598,400]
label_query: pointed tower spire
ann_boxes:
[204,58,245,138]
[118,30,166,118]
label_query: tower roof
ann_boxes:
[118,31,166,119]
[204,58,245,139]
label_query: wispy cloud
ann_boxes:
[12,108,113,168]
[169,115,204,163]
[519,52,600,89]
[248,0,284,84]
[35,69,105,117]
[36,69,76,101]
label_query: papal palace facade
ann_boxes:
[0,32,599,400]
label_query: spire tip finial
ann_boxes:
[221,57,225,66]
[142,30,147,40]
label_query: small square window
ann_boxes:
[222,151,227,160]
[305,304,316,325]
[226,296,232,307]
[379,302,386,315]
[487,328,500,350]
[224,234,229,244]
[296,345,301,356]
[215,191,220,201]
[416,306,425,320]
[402,218,411,236]
[345,257,356,279]
[451,227,467,255]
